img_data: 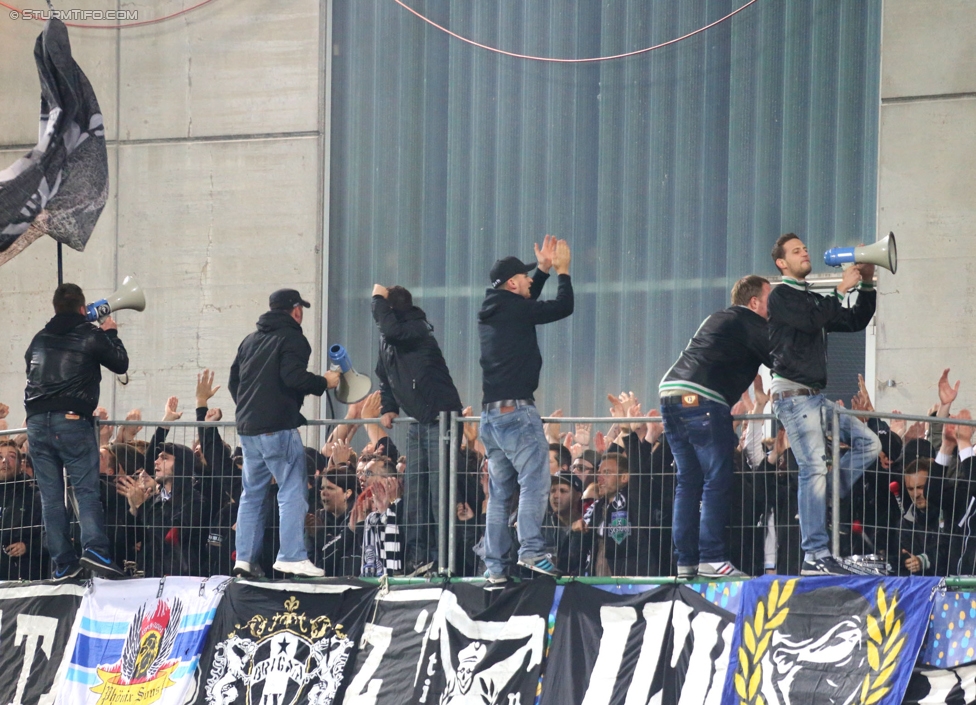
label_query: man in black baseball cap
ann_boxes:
[269,288,311,310]
[229,288,339,578]
[478,235,574,581]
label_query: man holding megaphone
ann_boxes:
[767,234,881,576]
[229,288,340,579]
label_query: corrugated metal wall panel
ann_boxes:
[329,0,881,415]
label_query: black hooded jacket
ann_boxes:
[24,312,129,418]
[477,270,573,404]
[372,296,462,424]
[229,310,329,436]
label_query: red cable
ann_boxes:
[393,0,759,63]
[0,0,219,29]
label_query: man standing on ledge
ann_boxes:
[659,274,773,580]
[25,283,129,580]
[768,233,880,576]
[478,235,573,582]
[229,289,339,578]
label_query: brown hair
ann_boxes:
[771,233,801,266]
[600,452,629,474]
[53,283,86,315]
[731,275,770,306]
[904,458,931,476]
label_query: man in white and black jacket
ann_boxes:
[659,274,773,579]
[371,283,462,573]
[768,233,881,576]
[478,235,573,582]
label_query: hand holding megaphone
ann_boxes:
[328,344,372,404]
[824,232,897,274]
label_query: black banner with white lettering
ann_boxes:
[902,661,976,705]
[412,579,556,705]
[343,585,443,705]
[0,582,84,705]
[540,583,735,705]
[191,580,377,705]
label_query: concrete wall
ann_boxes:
[875,1,976,413]
[0,0,329,424]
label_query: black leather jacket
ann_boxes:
[24,313,129,419]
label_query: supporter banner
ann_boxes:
[722,576,939,705]
[902,661,976,705]
[56,576,228,705]
[540,583,734,705]
[343,585,443,705]
[0,19,108,255]
[0,582,85,705]
[192,579,377,705]
[413,579,555,705]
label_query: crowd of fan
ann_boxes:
[0,367,974,580]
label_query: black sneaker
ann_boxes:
[52,562,83,582]
[517,555,563,578]
[800,555,854,576]
[80,549,126,579]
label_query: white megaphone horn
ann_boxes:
[328,344,372,404]
[85,275,146,322]
[823,232,897,274]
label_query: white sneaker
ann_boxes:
[273,559,325,578]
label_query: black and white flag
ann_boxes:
[0,582,85,705]
[902,662,976,705]
[412,579,556,705]
[540,583,735,705]
[0,18,108,256]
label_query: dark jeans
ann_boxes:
[403,420,443,568]
[661,397,737,567]
[27,412,111,569]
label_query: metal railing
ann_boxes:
[1,407,974,581]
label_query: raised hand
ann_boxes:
[534,234,557,272]
[552,239,572,275]
[162,396,182,423]
[956,409,973,447]
[196,369,221,407]
[939,368,961,409]
[372,283,389,298]
[574,423,592,447]
[361,391,382,419]
[904,421,926,443]
[544,408,563,444]
[594,431,607,454]
[0,403,8,420]
[607,393,625,419]
[753,375,769,412]
[646,409,665,445]
[888,411,907,438]
[116,409,143,443]
[95,407,113,445]
[205,407,223,422]
[856,374,874,412]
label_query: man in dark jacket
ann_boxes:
[228,288,338,578]
[371,283,462,572]
[478,236,573,582]
[24,283,128,580]
[768,233,880,575]
[659,274,772,579]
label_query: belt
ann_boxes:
[660,394,691,404]
[771,388,820,402]
[482,399,534,413]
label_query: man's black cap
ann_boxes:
[269,288,311,310]
[551,470,584,494]
[489,256,535,289]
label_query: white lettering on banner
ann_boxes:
[342,623,393,705]
[669,602,694,669]
[8,613,58,705]
[506,694,521,705]
[675,611,722,705]
[960,663,976,703]
[704,623,734,705]
[622,602,673,705]
[581,606,639,705]
[916,669,961,704]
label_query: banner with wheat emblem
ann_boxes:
[722,576,939,705]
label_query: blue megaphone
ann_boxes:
[327,344,372,404]
[824,232,897,274]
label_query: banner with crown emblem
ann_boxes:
[0,582,85,705]
[55,576,228,705]
[191,579,377,705]
[721,576,939,705]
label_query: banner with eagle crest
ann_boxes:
[721,576,939,705]
[55,576,228,705]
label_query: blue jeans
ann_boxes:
[27,412,111,569]
[661,398,737,567]
[403,421,442,568]
[235,429,310,564]
[480,404,549,575]
[772,393,880,560]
